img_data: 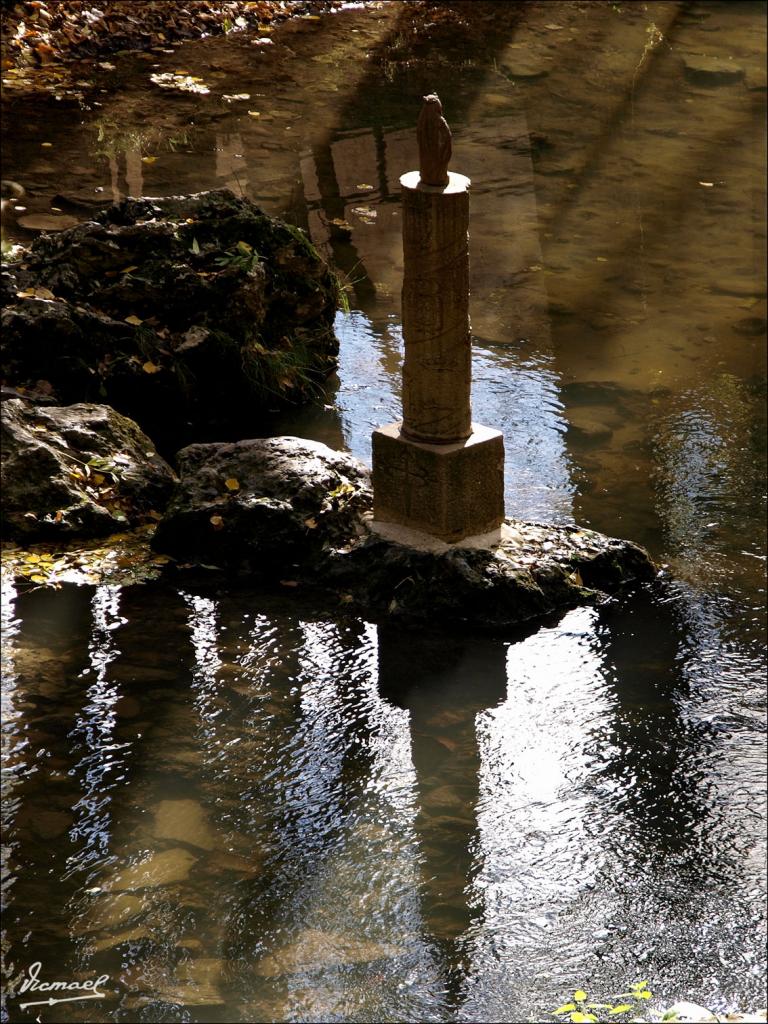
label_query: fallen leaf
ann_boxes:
[41,141,53,147]
[142,361,160,373]
[247,110,261,117]
[124,314,143,325]
[279,580,298,587]
[209,515,224,529]
[224,477,240,492]
[698,181,714,187]
[304,517,317,529]
[141,156,157,164]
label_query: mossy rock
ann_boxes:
[0,190,340,449]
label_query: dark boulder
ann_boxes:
[1,190,340,449]
[152,435,656,629]
[322,519,657,629]
[151,436,373,571]
[1,399,177,541]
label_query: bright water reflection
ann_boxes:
[2,578,765,1022]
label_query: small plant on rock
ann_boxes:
[214,240,262,273]
[551,981,653,1023]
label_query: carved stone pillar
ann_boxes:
[371,95,505,544]
[400,170,472,444]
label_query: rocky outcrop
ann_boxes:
[1,399,177,540]
[323,518,656,629]
[151,436,372,572]
[152,436,656,629]
[1,190,340,448]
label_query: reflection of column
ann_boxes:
[124,147,144,200]
[310,140,377,303]
[108,152,121,203]
[214,132,248,195]
[377,626,507,948]
[220,618,451,1022]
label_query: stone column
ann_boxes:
[400,170,472,444]
[372,95,505,544]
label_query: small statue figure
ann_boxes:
[417,94,452,187]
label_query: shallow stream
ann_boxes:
[1,2,766,1021]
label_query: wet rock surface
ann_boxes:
[1,398,177,541]
[152,435,656,628]
[151,436,373,571]
[326,517,657,628]
[1,189,340,449]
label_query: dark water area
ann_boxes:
[1,1,766,1021]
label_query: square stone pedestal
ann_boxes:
[371,421,505,543]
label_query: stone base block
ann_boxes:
[372,421,504,543]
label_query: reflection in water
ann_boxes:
[208,609,446,1022]
[651,375,767,586]
[0,578,765,1022]
[0,576,22,1021]
[377,627,509,951]
[66,587,127,877]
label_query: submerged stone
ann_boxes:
[681,53,745,84]
[156,959,226,1007]
[73,892,145,935]
[500,59,550,80]
[152,799,217,852]
[254,928,404,977]
[106,848,197,891]
[206,850,259,875]
[91,924,150,953]
[16,213,80,232]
